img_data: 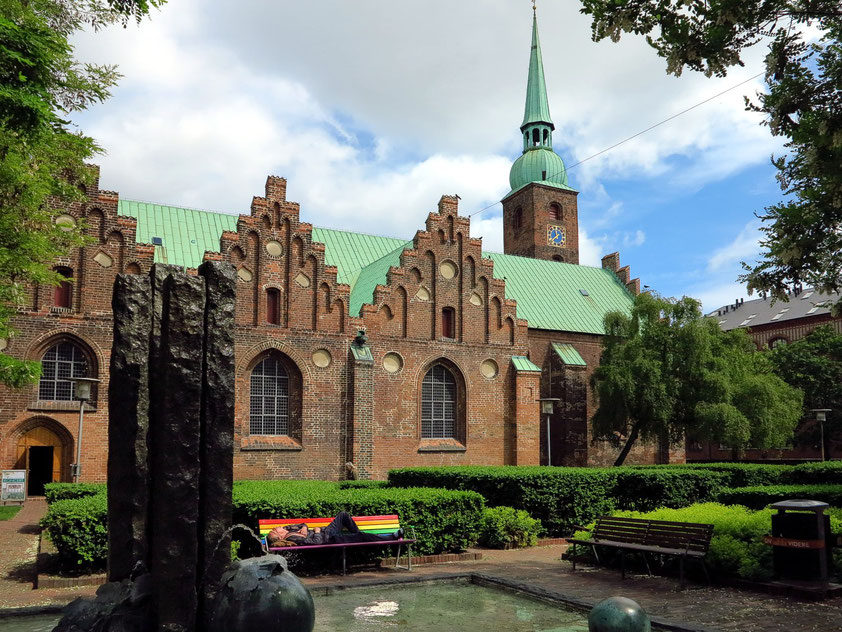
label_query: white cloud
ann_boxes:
[623,230,646,248]
[707,220,761,272]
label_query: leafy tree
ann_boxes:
[591,292,803,465]
[0,0,163,387]
[578,1,842,311]
[769,325,842,457]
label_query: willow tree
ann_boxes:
[591,292,803,465]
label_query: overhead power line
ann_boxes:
[468,70,765,218]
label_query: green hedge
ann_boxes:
[573,503,842,581]
[337,480,390,490]
[232,480,483,555]
[479,506,542,549]
[784,462,842,484]
[43,482,107,505]
[40,492,108,569]
[630,463,788,488]
[388,466,724,535]
[718,484,842,509]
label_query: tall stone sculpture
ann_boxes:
[57,262,236,632]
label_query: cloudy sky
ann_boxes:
[70,0,784,312]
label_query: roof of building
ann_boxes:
[552,342,587,366]
[508,148,574,194]
[512,356,542,372]
[117,199,634,335]
[708,289,840,330]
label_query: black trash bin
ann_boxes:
[766,499,831,582]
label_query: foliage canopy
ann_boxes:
[590,292,803,465]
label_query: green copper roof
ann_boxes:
[551,342,587,367]
[521,14,553,130]
[485,253,633,334]
[512,356,542,372]
[310,227,409,288]
[118,200,237,268]
[118,200,633,334]
[509,148,573,193]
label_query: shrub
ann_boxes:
[628,463,788,487]
[478,506,542,549]
[40,492,107,569]
[337,480,390,490]
[717,484,842,509]
[44,482,107,504]
[784,462,842,485]
[388,466,724,535]
[232,480,483,555]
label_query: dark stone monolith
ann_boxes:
[197,260,237,627]
[107,274,152,582]
[149,272,207,631]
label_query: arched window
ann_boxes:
[549,203,562,221]
[542,129,549,145]
[421,364,457,439]
[532,128,540,146]
[266,288,280,325]
[552,255,564,262]
[513,207,523,230]
[249,357,289,435]
[54,267,73,309]
[770,337,787,349]
[39,342,88,401]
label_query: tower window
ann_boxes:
[266,288,280,325]
[532,128,539,146]
[442,307,455,339]
[542,170,547,180]
[549,203,562,220]
[53,267,73,309]
[513,207,523,230]
[543,129,548,144]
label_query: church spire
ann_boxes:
[521,11,554,133]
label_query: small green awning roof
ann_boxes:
[512,356,542,372]
[551,343,587,367]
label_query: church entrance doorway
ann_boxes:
[15,425,66,496]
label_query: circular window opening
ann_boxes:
[312,349,332,368]
[480,359,499,379]
[265,240,283,257]
[382,352,403,374]
[55,214,77,232]
[237,267,253,282]
[440,261,458,280]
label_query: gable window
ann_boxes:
[53,267,73,309]
[39,342,88,401]
[250,357,289,435]
[442,307,455,339]
[421,364,457,439]
[266,288,280,325]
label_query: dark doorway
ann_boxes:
[28,446,54,496]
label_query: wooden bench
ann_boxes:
[566,516,714,585]
[258,514,416,575]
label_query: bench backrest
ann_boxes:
[593,516,713,553]
[258,514,401,540]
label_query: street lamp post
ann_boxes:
[539,397,560,466]
[70,377,101,482]
[811,409,832,462]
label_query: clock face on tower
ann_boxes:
[547,225,566,247]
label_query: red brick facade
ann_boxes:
[0,172,672,492]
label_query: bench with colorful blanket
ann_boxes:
[258,514,416,574]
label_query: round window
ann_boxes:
[237,267,253,282]
[440,261,458,280]
[480,359,499,379]
[312,349,332,368]
[382,352,403,374]
[265,240,283,257]
[55,214,77,231]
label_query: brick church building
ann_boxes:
[0,15,677,494]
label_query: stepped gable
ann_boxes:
[358,195,528,346]
[214,176,349,333]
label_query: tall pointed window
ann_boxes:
[513,207,523,230]
[421,364,457,439]
[442,307,455,339]
[53,267,73,309]
[249,357,289,435]
[39,342,88,401]
[266,288,280,325]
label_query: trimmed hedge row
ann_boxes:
[718,484,842,510]
[574,503,842,581]
[630,463,788,488]
[40,492,107,568]
[388,466,725,535]
[784,462,842,484]
[232,480,484,556]
[44,482,107,504]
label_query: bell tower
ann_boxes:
[502,9,580,264]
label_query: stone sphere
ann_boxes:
[209,555,315,632]
[588,596,651,632]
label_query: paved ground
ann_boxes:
[1,502,841,630]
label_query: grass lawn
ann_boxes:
[0,505,22,521]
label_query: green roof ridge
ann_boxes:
[348,240,412,316]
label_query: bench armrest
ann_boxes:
[572,525,593,532]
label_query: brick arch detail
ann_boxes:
[415,356,469,443]
[8,415,74,450]
[412,353,471,400]
[237,339,312,382]
[24,328,105,377]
